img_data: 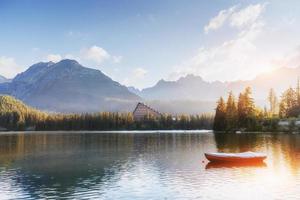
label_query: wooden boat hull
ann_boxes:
[205,152,266,163]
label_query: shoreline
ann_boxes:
[0,130,298,134]
[0,130,213,134]
[214,130,299,134]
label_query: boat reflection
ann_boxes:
[205,161,267,169]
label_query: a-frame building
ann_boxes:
[133,102,162,121]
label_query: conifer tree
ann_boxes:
[279,87,297,117]
[243,87,255,116]
[225,91,238,131]
[297,77,300,106]
[237,87,256,129]
[279,100,287,118]
[268,88,278,116]
[237,93,246,127]
[213,97,226,131]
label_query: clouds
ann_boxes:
[230,4,266,28]
[272,46,300,68]
[204,6,236,33]
[204,4,266,33]
[133,68,148,78]
[112,56,123,64]
[44,45,122,67]
[47,54,62,62]
[80,46,123,65]
[122,67,148,89]
[80,46,110,64]
[171,3,271,82]
[0,56,22,78]
[0,45,124,79]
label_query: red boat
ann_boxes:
[205,152,267,163]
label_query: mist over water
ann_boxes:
[0,132,299,199]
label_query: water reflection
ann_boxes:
[205,161,267,169]
[0,132,135,199]
[214,133,300,173]
[0,132,299,199]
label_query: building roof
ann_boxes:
[133,102,162,118]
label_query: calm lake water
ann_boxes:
[0,131,300,199]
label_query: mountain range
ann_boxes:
[129,74,225,101]
[1,59,300,114]
[0,60,140,113]
[131,67,300,104]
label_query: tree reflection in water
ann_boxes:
[0,132,300,199]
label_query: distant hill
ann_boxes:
[0,75,10,83]
[0,95,47,130]
[133,67,300,105]
[0,95,41,114]
[0,59,141,113]
[127,86,142,96]
[136,74,226,101]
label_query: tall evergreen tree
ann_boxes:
[279,87,297,117]
[268,88,278,116]
[237,87,256,129]
[213,97,226,131]
[225,91,238,131]
[237,93,245,127]
[297,77,300,106]
[243,87,255,115]
[279,100,287,118]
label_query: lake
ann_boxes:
[0,131,299,199]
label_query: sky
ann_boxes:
[1,0,300,89]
